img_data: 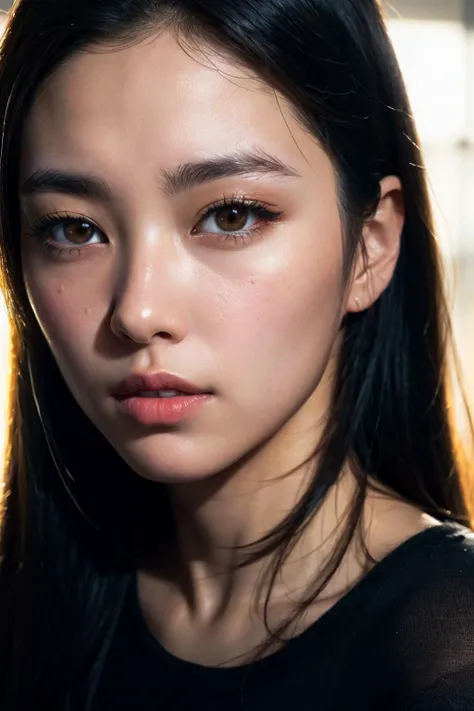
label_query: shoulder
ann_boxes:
[362,492,474,605]
[388,520,474,602]
[372,520,474,632]
[371,521,474,709]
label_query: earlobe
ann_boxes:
[347,175,404,313]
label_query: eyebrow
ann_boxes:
[20,170,111,201]
[160,149,300,195]
[20,149,300,201]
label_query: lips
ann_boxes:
[112,371,213,426]
[113,371,211,399]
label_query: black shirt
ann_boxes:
[94,523,474,710]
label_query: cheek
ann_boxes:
[213,239,345,403]
[22,266,99,369]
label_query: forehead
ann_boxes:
[21,31,327,180]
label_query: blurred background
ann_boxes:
[0,0,473,467]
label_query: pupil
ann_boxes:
[217,207,247,231]
[65,221,93,243]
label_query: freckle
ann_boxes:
[57,285,64,295]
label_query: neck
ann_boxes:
[163,396,358,616]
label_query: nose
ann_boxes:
[110,245,188,346]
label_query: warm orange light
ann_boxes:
[0,298,10,483]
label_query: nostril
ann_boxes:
[110,311,143,343]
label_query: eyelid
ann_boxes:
[192,196,283,232]
[25,212,107,242]
[195,195,281,218]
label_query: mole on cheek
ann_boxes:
[57,284,65,296]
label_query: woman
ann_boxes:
[0,0,474,708]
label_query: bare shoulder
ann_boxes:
[361,482,442,564]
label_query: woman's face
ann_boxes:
[19,32,354,483]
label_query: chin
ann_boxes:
[110,435,235,485]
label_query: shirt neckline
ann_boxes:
[128,521,469,681]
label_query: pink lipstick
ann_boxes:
[113,372,213,426]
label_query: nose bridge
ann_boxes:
[111,228,186,343]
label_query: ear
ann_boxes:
[346,176,404,314]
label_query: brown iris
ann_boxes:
[215,207,249,232]
[63,220,95,244]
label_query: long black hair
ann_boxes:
[0,0,472,708]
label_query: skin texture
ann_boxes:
[18,31,431,665]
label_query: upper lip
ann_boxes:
[113,371,210,398]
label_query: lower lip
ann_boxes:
[116,394,213,426]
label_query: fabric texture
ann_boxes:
[93,522,474,710]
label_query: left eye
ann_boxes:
[50,219,104,246]
[197,205,259,234]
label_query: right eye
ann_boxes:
[44,217,106,247]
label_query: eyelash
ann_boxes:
[196,196,283,244]
[25,197,284,259]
